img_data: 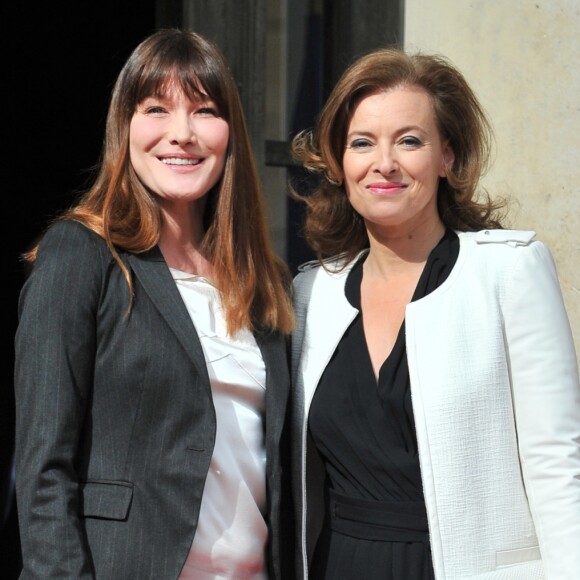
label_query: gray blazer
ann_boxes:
[14,220,294,579]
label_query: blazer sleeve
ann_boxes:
[14,221,109,578]
[504,240,580,579]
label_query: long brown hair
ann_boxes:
[25,28,293,334]
[291,48,507,263]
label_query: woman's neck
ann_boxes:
[364,219,445,280]
[158,207,213,278]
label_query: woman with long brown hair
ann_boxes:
[14,28,294,579]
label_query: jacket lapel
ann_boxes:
[126,247,210,383]
[256,331,290,447]
[300,263,359,413]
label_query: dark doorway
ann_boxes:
[4,3,156,577]
[280,0,404,272]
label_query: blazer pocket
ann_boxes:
[496,545,541,568]
[80,480,134,520]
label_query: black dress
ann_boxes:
[308,230,459,580]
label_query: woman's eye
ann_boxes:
[400,136,422,148]
[347,138,373,150]
[196,105,219,116]
[143,105,167,115]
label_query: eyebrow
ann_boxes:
[346,125,427,139]
[142,90,213,103]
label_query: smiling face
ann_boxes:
[342,86,454,237]
[129,85,229,209]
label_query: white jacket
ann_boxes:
[291,230,580,579]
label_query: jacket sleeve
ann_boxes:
[14,221,107,579]
[504,240,580,579]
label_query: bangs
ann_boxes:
[132,41,229,118]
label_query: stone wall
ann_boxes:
[405,0,580,354]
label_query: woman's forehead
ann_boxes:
[141,73,209,101]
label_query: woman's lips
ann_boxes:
[366,182,407,194]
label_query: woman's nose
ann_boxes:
[168,112,196,145]
[375,146,399,174]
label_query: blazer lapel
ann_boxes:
[126,247,210,383]
[300,263,359,413]
[256,331,290,448]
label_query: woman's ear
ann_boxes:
[439,142,455,177]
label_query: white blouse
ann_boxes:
[171,269,268,580]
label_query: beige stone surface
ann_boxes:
[405,0,580,355]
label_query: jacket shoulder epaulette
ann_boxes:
[297,252,353,273]
[472,229,536,246]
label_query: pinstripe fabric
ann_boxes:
[14,220,293,579]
